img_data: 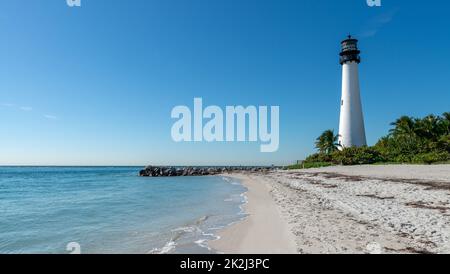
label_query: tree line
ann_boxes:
[294,112,450,168]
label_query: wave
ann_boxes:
[147,177,248,254]
[222,176,242,186]
[149,215,212,254]
[148,240,176,254]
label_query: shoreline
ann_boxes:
[210,173,298,254]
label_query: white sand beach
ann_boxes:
[210,165,450,254]
[210,174,298,254]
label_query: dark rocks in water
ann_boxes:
[139,166,278,177]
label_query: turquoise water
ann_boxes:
[0,167,247,254]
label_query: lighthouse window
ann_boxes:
[343,44,356,51]
[341,100,344,106]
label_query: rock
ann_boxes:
[138,165,280,177]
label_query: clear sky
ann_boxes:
[1,0,449,166]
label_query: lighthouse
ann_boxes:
[338,36,367,149]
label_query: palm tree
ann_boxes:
[442,112,450,134]
[389,116,416,137]
[315,130,340,154]
[415,115,442,140]
[443,112,450,121]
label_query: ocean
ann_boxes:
[0,167,247,254]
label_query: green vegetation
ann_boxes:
[331,146,383,165]
[286,162,334,170]
[314,129,340,154]
[288,112,450,169]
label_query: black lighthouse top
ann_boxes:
[339,35,361,65]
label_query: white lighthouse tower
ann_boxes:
[338,36,367,149]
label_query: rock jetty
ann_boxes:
[139,166,277,177]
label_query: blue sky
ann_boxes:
[0,0,449,166]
